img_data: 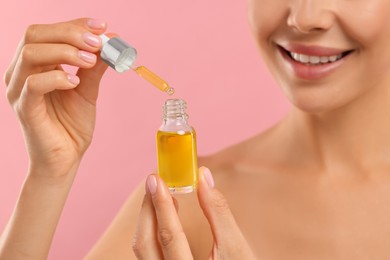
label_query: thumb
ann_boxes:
[75,56,108,104]
[197,167,243,247]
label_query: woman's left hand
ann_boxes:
[132,167,256,259]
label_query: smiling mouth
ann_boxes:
[279,46,354,65]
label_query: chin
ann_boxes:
[283,85,352,115]
[291,99,339,114]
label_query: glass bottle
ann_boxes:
[157,99,198,194]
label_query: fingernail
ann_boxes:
[67,74,80,85]
[203,167,214,188]
[78,51,97,64]
[87,19,107,29]
[147,175,157,194]
[83,32,101,48]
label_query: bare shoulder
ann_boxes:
[84,122,287,259]
[206,121,287,182]
[178,122,287,258]
[84,181,145,260]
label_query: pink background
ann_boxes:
[0,0,290,259]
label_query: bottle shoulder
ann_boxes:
[158,124,195,133]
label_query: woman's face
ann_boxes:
[248,0,390,113]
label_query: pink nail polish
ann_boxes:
[147,175,157,194]
[67,74,80,85]
[78,51,97,64]
[83,32,101,48]
[203,168,215,188]
[86,19,107,29]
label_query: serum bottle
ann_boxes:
[157,99,198,194]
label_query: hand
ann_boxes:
[4,18,108,176]
[132,167,256,259]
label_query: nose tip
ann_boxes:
[287,2,335,34]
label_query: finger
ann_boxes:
[147,174,193,260]
[7,43,98,104]
[172,196,179,213]
[197,167,246,248]
[16,70,79,121]
[4,18,106,86]
[21,43,98,68]
[74,56,108,104]
[132,193,163,260]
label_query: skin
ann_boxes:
[88,0,390,259]
[2,0,390,259]
[0,18,254,260]
[0,19,108,259]
[131,169,255,259]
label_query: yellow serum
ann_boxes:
[133,66,175,95]
[157,130,198,193]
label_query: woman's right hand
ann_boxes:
[4,18,108,177]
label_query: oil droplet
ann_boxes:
[166,87,175,96]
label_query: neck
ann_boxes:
[285,84,390,173]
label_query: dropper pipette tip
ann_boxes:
[166,87,175,96]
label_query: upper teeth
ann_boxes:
[290,52,343,64]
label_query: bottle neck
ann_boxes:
[162,99,188,121]
[160,99,191,130]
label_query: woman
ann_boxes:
[2,0,390,259]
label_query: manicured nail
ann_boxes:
[86,19,107,29]
[83,32,101,48]
[78,51,97,64]
[147,175,157,194]
[67,74,80,85]
[203,167,214,188]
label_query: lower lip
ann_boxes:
[278,47,351,80]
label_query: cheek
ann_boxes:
[339,1,390,48]
[339,2,390,84]
[248,0,287,49]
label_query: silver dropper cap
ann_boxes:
[100,34,137,73]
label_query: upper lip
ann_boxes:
[278,43,353,56]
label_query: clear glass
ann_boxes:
[157,99,198,194]
[133,66,175,95]
[100,35,137,73]
[99,34,174,95]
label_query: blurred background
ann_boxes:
[0,0,290,258]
